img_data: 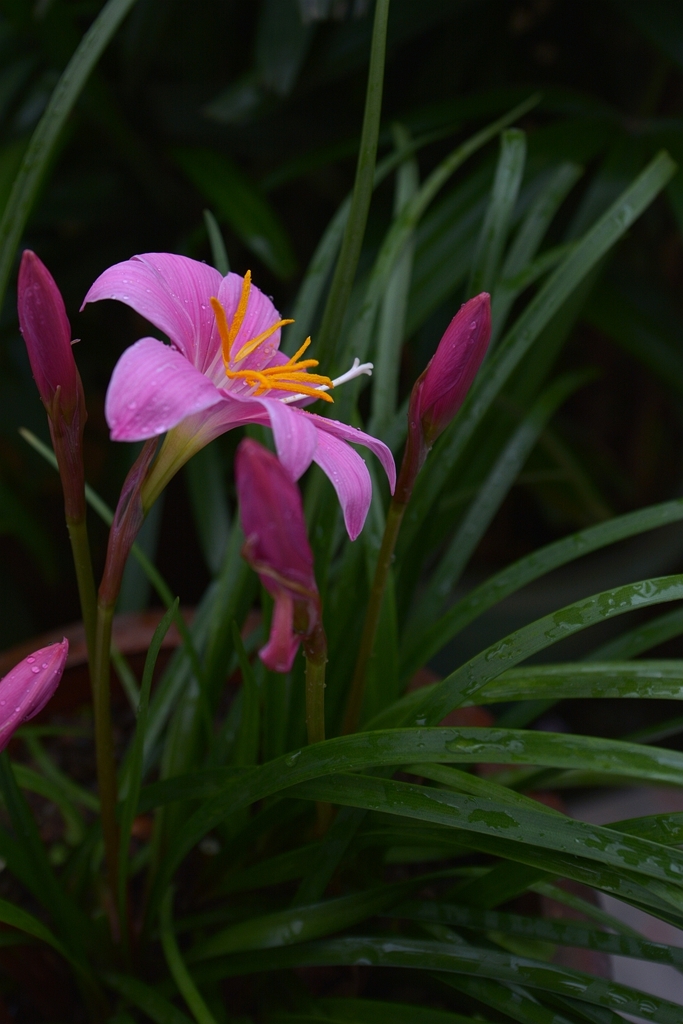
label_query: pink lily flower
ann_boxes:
[397,293,491,502]
[236,439,322,673]
[0,640,68,751]
[82,254,395,540]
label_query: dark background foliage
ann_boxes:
[1,0,683,649]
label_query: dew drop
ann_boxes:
[31,666,40,674]
[26,657,35,664]
[285,751,301,767]
[1,701,6,706]
[14,708,20,714]
[41,663,48,669]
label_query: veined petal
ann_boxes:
[248,397,318,481]
[311,429,372,541]
[306,412,396,494]
[105,337,224,441]
[82,253,222,367]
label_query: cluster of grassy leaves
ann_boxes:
[3,1,683,1022]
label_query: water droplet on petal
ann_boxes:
[26,657,35,664]
[31,666,40,674]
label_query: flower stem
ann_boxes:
[304,624,327,746]
[66,516,97,663]
[342,498,406,734]
[93,599,120,927]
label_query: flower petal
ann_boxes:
[311,429,372,540]
[306,413,396,494]
[105,337,224,441]
[244,397,318,481]
[202,274,287,383]
[82,253,222,367]
[259,590,300,673]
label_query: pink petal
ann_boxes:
[82,254,222,367]
[305,413,396,494]
[259,591,300,673]
[311,429,372,541]
[0,640,68,751]
[105,337,224,441]
[261,400,318,481]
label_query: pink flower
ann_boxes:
[236,439,321,673]
[0,640,68,751]
[82,254,395,540]
[397,293,491,503]
[18,252,87,523]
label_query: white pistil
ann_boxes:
[281,358,374,404]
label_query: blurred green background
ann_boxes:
[2,0,683,649]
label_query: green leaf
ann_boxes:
[103,972,193,1024]
[0,0,139,310]
[190,935,683,1023]
[268,997,479,1024]
[160,889,218,1024]
[185,443,231,577]
[231,623,260,767]
[399,496,683,682]
[405,371,590,641]
[291,772,683,889]
[370,124,419,433]
[118,600,178,927]
[401,574,683,727]
[468,127,527,296]
[173,148,297,279]
[398,900,683,971]
[399,150,677,556]
[203,209,230,275]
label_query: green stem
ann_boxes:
[343,498,406,734]
[92,600,120,931]
[315,0,390,367]
[160,888,218,1024]
[305,645,327,747]
[66,516,97,665]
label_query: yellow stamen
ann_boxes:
[229,270,252,344]
[211,281,334,402]
[210,297,233,371]
[233,318,294,363]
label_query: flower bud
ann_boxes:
[18,251,82,423]
[236,439,322,673]
[17,251,88,524]
[396,293,491,503]
[0,640,68,751]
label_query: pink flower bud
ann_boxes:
[236,439,322,673]
[397,293,491,504]
[17,251,88,523]
[417,292,491,445]
[18,251,81,422]
[0,640,68,751]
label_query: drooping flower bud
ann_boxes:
[0,640,68,751]
[396,293,491,503]
[17,251,88,523]
[236,438,323,673]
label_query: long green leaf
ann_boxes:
[191,936,683,1023]
[103,972,193,1024]
[468,127,526,296]
[400,150,677,555]
[0,0,138,309]
[269,998,480,1024]
[400,496,683,681]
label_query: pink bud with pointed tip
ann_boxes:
[396,293,491,503]
[17,251,88,523]
[18,251,81,422]
[0,640,68,751]
[236,439,323,674]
